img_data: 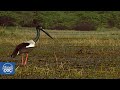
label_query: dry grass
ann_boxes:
[0,27,120,79]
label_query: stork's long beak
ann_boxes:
[41,29,53,39]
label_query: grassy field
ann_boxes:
[0,27,120,79]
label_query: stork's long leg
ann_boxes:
[24,53,28,65]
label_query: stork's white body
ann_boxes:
[24,40,35,48]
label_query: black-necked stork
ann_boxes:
[11,25,53,66]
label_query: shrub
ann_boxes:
[50,24,68,30]
[20,19,43,27]
[73,21,98,31]
[0,16,16,26]
[20,21,35,27]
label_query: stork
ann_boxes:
[11,25,53,66]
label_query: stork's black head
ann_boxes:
[36,25,43,30]
[36,25,53,39]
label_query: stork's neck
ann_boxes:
[33,29,40,43]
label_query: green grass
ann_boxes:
[0,27,120,79]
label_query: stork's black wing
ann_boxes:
[11,43,30,58]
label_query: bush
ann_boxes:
[20,19,43,27]
[73,21,98,31]
[0,16,16,26]
[50,24,68,30]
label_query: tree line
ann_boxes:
[0,11,120,31]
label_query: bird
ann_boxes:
[11,25,53,66]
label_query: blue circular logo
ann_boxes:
[2,63,13,74]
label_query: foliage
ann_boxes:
[0,11,120,30]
